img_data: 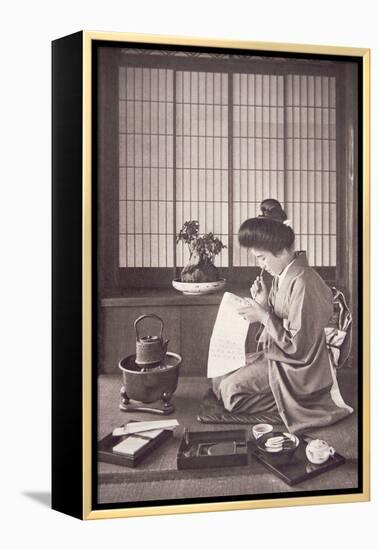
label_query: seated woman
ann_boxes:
[212,199,353,433]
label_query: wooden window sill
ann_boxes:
[100,284,249,307]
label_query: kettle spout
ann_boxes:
[162,340,169,356]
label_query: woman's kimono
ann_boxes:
[213,252,353,433]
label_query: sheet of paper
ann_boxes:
[112,419,179,437]
[207,292,250,378]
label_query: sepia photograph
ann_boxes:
[91,34,368,515]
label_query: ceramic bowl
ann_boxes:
[252,423,274,440]
[172,278,226,295]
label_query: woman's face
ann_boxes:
[250,247,291,276]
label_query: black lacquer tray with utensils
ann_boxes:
[177,429,248,469]
[249,434,346,486]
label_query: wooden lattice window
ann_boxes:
[97,46,357,291]
[118,66,337,272]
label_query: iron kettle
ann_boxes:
[134,314,169,366]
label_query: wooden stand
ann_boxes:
[120,386,175,415]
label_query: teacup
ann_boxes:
[305,439,335,464]
[252,423,273,440]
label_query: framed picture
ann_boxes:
[52,31,370,520]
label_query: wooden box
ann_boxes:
[98,428,173,468]
[177,429,248,469]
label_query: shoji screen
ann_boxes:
[285,75,336,267]
[176,71,229,268]
[232,73,336,267]
[232,74,285,266]
[118,67,174,267]
[118,64,337,271]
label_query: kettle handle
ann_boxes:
[134,314,164,341]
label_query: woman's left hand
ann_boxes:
[238,300,269,324]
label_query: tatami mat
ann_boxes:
[97,371,359,504]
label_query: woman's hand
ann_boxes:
[250,276,269,309]
[238,300,269,325]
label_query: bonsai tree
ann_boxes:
[176,220,227,283]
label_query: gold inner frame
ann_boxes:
[82,31,370,520]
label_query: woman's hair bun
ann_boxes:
[259,198,287,223]
[238,198,295,253]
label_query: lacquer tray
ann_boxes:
[98,427,173,468]
[249,435,346,486]
[177,429,248,470]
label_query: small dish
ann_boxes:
[256,431,299,465]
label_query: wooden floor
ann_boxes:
[97,371,359,505]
